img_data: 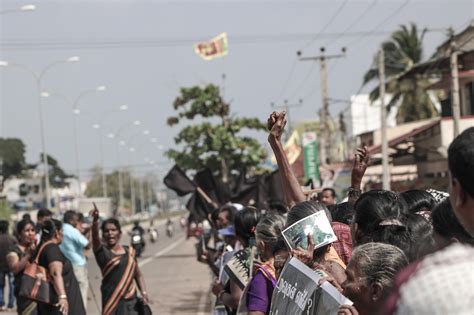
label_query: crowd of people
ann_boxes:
[0,206,149,315]
[197,111,474,315]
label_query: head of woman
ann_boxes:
[342,242,408,314]
[272,238,289,279]
[287,201,333,259]
[255,214,286,261]
[101,218,122,248]
[234,207,261,248]
[405,213,435,260]
[353,190,410,254]
[399,189,436,215]
[40,219,63,244]
[16,219,36,245]
[431,198,474,249]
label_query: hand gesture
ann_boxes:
[267,111,287,140]
[26,243,37,257]
[338,305,359,315]
[142,292,150,305]
[291,233,315,267]
[57,298,69,315]
[351,146,369,187]
[90,203,100,224]
[211,281,224,296]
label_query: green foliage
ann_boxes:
[85,167,156,210]
[0,197,13,221]
[166,84,267,179]
[0,138,26,180]
[39,154,70,188]
[364,23,439,123]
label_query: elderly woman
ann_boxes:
[321,242,408,315]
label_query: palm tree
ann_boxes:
[363,23,438,123]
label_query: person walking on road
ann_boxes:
[0,220,16,312]
[7,218,38,315]
[59,211,90,309]
[90,205,149,315]
[34,219,85,315]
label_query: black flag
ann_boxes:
[163,165,196,196]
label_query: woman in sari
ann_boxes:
[90,206,149,315]
[246,214,286,315]
[7,219,38,315]
[211,207,261,315]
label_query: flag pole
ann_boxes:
[196,186,219,208]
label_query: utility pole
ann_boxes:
[378,48,391,190]
[298,47,346,165]
[450,41,461,137]
[270,99,303,137]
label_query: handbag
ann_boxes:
[19,241,57,304]
[135,298,152,315]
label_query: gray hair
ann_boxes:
[352,242,409,297]
[256,214,286,248]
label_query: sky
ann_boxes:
[1,0,473,180]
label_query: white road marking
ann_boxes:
[138,237,186,267]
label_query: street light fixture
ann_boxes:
[20,5,36,11]
[0,57,80,208]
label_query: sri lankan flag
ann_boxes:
[194,32,228,61]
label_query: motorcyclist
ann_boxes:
[166,219,174,237]
[132,221,145,235]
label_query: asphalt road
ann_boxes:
[85,219,212,315]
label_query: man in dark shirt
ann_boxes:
[0,220,16,311]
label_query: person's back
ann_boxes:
[385,127,474,314]
[0,221,16,311]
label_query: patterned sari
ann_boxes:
[94,246,138,315]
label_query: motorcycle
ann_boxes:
[149,228,158,243]
[130,230,145,257]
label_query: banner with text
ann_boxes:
[302,132,320,184]
[269,258,352,315]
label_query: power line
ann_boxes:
[345,0,411,47]
[301,0,349,51]
[274,59,298,102]
[287,63,317,101]
[1,27,449,51]
[324,0,379,47]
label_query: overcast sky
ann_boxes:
[1,0,473,179]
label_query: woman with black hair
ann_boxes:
[352,190,412,259]
[211,206,261,315]
[90,207,149,315]
[286,201,347,284]
[7,219,37,315]
[33,219,85,315]
[432,198,474,249]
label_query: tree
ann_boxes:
[166,84,267,182]
[39,154,70,187]
[363,23,438,123]
[0,138,26,181]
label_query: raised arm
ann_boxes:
[348,146,369,205]
[90,204,102,252]
[267,111,306,208]
[7,245,35,274]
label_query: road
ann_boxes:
[86,219,212,315]
[3,219,212,315]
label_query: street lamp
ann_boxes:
[93,106,128,198]
[41,85,106,197]
[1,57,80,208]
[0,4,36,15]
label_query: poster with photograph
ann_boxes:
[282,211,337,251]
[269,258,352,315]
